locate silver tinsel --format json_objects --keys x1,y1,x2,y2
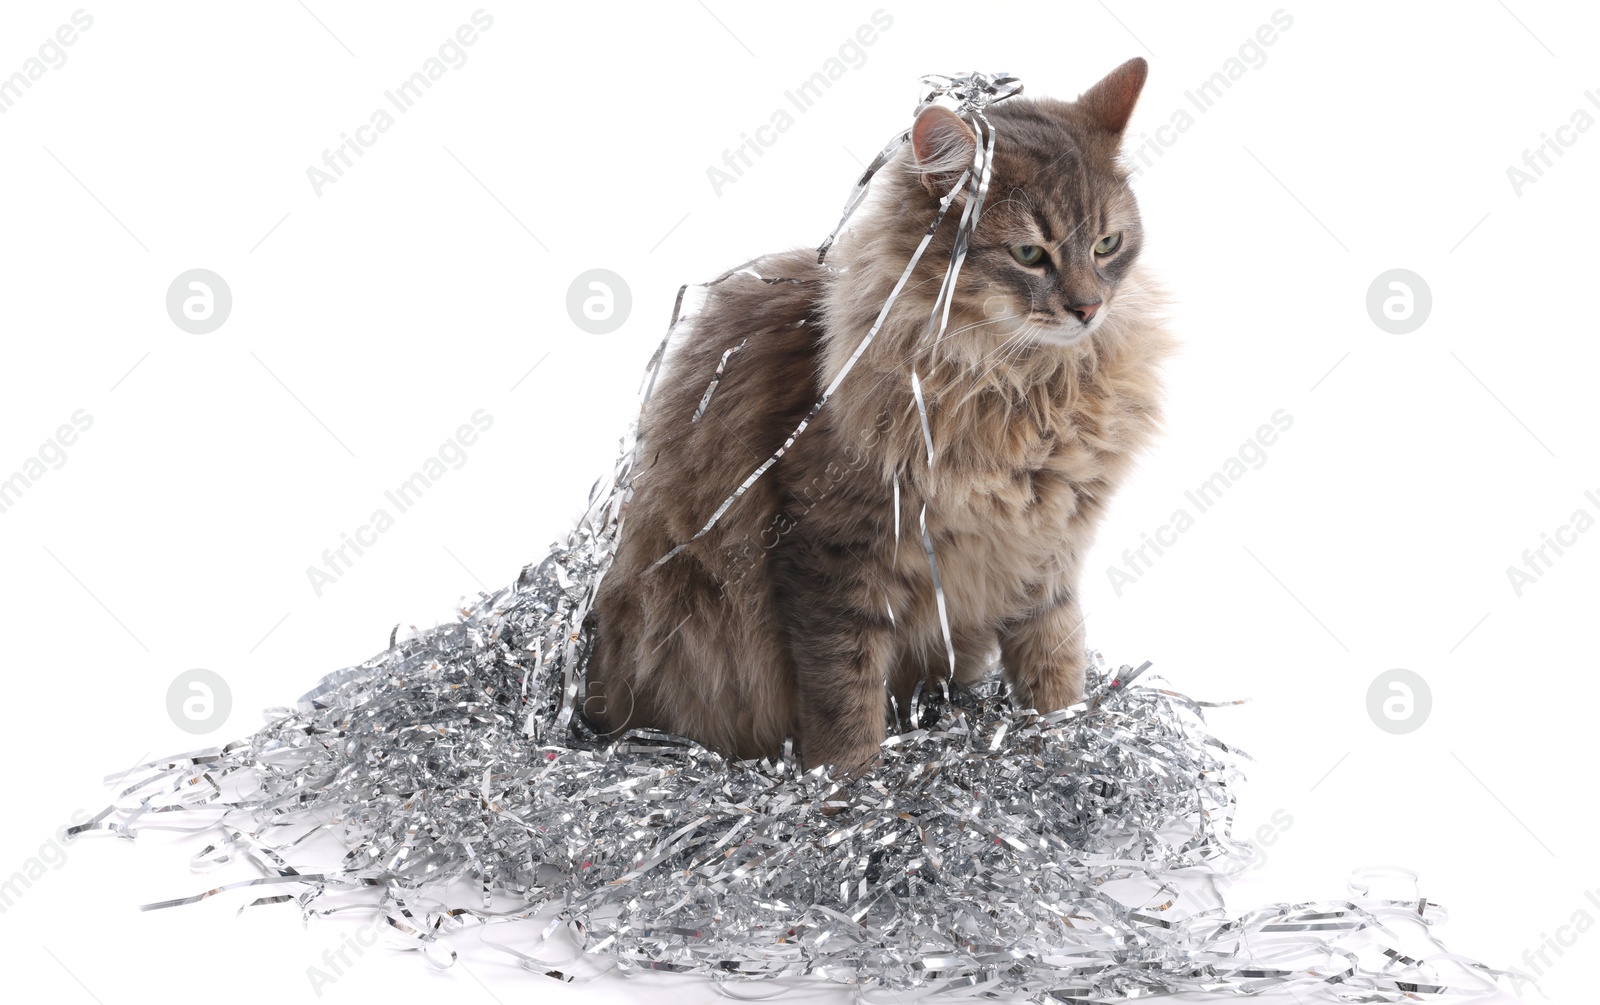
[{"x1": 81, "y1": 494, "x2": 1502, "y2": 999}]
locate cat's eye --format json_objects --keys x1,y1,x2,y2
[
  {"x1": 1009, "y1": 244, "x2": 1046, "y2": 267},
  {"x1": 1094, "y1": 233, "x2": 1122, "y2": 256}
]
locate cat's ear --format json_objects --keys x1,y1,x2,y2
[
  {"x1": 1079, "y1": 57, "x2": 1148, "y2": 134},
  {"x1": 910, "y1": 104, "x2": 977, "y2": 196}
]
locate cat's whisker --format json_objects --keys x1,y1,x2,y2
[
  {"x1": 972, "y1": 322, "x2": 1053, "y2": 385},
  {"x1": 932, "y1": 312, "x2": 1024, "y2": 344},
  {"x1": 974, "y1": 324, "x2": 1036, "y2": 368},
  {"x1": 944, "y1": 329, "x2": 1033, "y2": 408},
  {"x1": 998, "y1": 332, "x2": 1036, "y2": 372}
]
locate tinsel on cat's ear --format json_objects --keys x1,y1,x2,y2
[
  {"x1": 909, "y1": 103, "x2": 977, "y2": 196},
  {"x1": 1079, "y1": 56, "x2": 1148, "y2": 134}
]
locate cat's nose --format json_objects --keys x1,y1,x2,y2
[{"x1": 1069, "y1": 301, "x2": 1101, "y2": 323}]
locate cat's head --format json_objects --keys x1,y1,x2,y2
[{"x1": 907, "y1": 59, "x2": 1149, "y2": 349}]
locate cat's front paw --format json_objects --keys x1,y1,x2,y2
[
  {"x1": 1014, "y1": 674, "x2": 1084, "y2": 714},
  {"x1": 812, "y1": 740, "x2": 881, "y2": 776}
]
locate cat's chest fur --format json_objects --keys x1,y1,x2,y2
[
  {"x1": 920, "y1": 406, "x2": 1109, "y2": 597},
  {"x1": 801, "y1": 369, "x2": 1146, "y2": 631}
]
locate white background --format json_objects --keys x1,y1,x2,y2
[{"x1": 0, "y1": 1, "x2": 1593, "y2": 1002}]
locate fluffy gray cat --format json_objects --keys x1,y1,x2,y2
[{"x1": 586, "y1": 59, "x2": 1172, "y2": 773}]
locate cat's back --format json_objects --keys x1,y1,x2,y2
[
  {"x1": 588, "y1": 250, "x2": 831, "y2": 752},
  {"x1": 625, "y1": 250, "x2": 831, "y2": 549}
]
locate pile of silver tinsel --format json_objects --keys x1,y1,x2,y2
[{"x1": 84, "y1": 482, "x2": 1503, "y2": 999}]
